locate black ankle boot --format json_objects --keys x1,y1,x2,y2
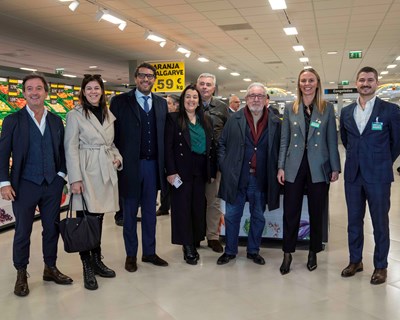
[
  {"x1": 82, "y1": 259, "x2": 98, "y2": 290},
  {"x1": 280, "y1": 253, "x2": 292, "y2": 275},
  {"x1": 307, "y1": 251, "x2": 317, "y2": 271},
  {"x1": 193, "y1": 247, "x2": 200, "y2": 261},
  {"x1": 91, "y1": 251, "x2": 116, "y2": 278},
  {"x1": 182, "y1": 245, "x2": 197, "y2": 265}
]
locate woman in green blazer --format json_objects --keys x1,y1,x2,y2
[{"x1": 277, "y1": 68, "x2": 340, "y2": 275}]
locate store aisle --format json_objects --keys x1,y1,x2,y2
[{"x1": 1, "y1": 146, "x2": 400, "y2": 320}]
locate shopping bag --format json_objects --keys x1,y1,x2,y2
[{"x1": 58, "y1": 194, "x2": 100, "y2": 253}]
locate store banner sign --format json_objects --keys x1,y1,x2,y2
[{"x1": 149, "y1": 61, "x2": 185, "y2": 93}]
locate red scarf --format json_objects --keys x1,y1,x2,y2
[{"x1": 244, "y1": 106, "x2": 268, "y2": 171}]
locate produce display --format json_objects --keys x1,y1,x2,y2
[{"x1": 0, "y1": 99, "x2": 13, "y2": 111}]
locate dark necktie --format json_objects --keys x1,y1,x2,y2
[{"x1": 142, "y1": 96, "x2": 150, "y2": 113}]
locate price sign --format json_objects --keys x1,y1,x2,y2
[{"x1": 149, "y1": 61, "x2": 185, "y2": 93}]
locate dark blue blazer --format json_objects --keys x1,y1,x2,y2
[
  {"x1": 0, "y1": 107, "x2": 66, "y2": 195},
  {"x1": 110, "y1": 89, "x2": 168, "y2": 198},
  {"x1": 340, "y1": 97, "x2": 400, "y2": 183}
]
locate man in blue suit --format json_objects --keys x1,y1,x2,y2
[
  {"x1": 340, "y1": 66, "x2": 400, "y2": 285},
  {"x1": 110, "y1": 63, "x2": 168, "y2": 272},
  {"x1": 0, "y1": 74, "x2": 73, "y2": 296}
]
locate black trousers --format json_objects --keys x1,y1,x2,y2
[
  {"x1": 282, "y1": 153, "x2": 329, "y2": 253},
  {"x1": 76, "y1": 210, "x2": 104, "y2": 260}
]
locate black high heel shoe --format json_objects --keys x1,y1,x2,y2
[
  {"x1": 307, "y1": 251, "x2": 317, "y2": 271},
  {"x1": 280, "y1": 253, "x2": 292, "y2": 275},
  {"x1": 183, "y1": 245, "x2": 197, "y2": 265}
]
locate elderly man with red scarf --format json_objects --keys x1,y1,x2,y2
[{"x1": 216, "y1": 82, "x2": 281, "y2": 265}]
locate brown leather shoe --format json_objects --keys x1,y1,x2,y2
[
  {"x1": 341, "y1": 262, "x2": 364, "y2": 277},
  {"x1": 207, "y1": 240, "x2": 223, "y2": 253},
  {"x1": 125, "y1": 256, "x2": 137, "y2": 272},
  {"x1": 370, "y1": 268, "x2": 387, "y2": 285},
  {"x1": 142, "y1": 254, "x2": 168, "y2": 266},
  {"x1": 14, "y1": 269, "x2": 29, "y2": 297},
  {"x1": 43, "y1": 265, "x2": 73, "y2": 284}
]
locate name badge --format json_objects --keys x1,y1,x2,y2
[
  {"x1": 372, "y1": 122, "x2": 383, "y2": 130},
  {"x1": 310, "y1": 121, "x2": 320, "y2": 128}
]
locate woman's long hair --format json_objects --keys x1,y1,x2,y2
[
  {"x1": 177, "y1": 84, "x2": 211, "y2": 131},
  {"x1": 78, "y1": 74, "x2": 109, "y2": 120},
  {"x1": 293, "y1": 68, "x2": 326, "y2": 114}
]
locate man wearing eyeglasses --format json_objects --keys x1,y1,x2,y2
[
  {"x1": 110, "y1": 63, "x2": 168, "y2": 272},
  {"x1": 196, "y1": 73, "x2": 229, "y2": 253},
  {"x1": 216, "y1": 83, "x2": 281, "y2": 265}
]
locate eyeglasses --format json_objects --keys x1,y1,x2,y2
[
  {"x1": 136, "y1": 73, "x2": 155, "y2": 80},
  {"x1": 246, "y1": 94, "x2": 266, "y2": 100},
  {"x1": 84, "y1": 74, "x2": 102, "y2": 79}
]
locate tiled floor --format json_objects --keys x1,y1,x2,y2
[{"x1": 1, "y1": 146, "x2": 400, "y2": 320}]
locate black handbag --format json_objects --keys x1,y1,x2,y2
[{"x1": 58, "y1": 194, "x2": 101, "y2": 253}]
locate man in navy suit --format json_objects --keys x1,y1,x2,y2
[
  {"x1": 0, "y1": 74, "x2": 73, "y2": 297},
  {"x1": 340, "y1": 66, "x2": 400, "y2": 285},
  {"x1": 110, "y1": 63, "x2": 168, "y2": 272}
]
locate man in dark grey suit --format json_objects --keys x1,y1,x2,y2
[
  {"x1": 110, "y1": 63, "x2": 168, "y2": 272},
  {"x1": 196, "y1": 73, "x2": 229, "y2": 253},
  {"x1": 340, "y1": 66, "x2": 400, "y2": 285},
  {"x1": 0, "y1": 74, "x2": 73, "y2": 297}
]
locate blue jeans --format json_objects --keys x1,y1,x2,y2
[{"x1": 224, "y1": 175, "x2": 266, "y2": 255}]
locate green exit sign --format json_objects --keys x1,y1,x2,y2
[
  {"x1": 349, "y1": 51, "x2": 362, "y2": 59},
  {"x1": 341, "y1": 80, "x2": 349, "y2": 85}
]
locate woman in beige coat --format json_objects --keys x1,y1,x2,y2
[{"x1": 64, "y1": 74, "x2": 122, "y2": 290}]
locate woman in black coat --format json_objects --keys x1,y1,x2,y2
[{"x1": 164, "y1": 84, "x2": 216, "y2": 265}]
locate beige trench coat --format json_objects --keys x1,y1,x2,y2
[{"x1": 64, "y1": 105, "x2": 122, "y2": 213}]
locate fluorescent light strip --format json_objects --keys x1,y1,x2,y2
[
  {"x1": 218, "y1": 65, "x2": 227, "y2": 70},
  {"x1": 20, "y1": 67, "x2": 37, "y2": 72},
  {"x1": 63, "y1": 74, "x2": 77, "y2": 78},
  {"x1": 387, "y1": 64, "x2": 397, "y2": 69},
  {"x1": 230, "y1": 72, "x2": 240, "y2": 76},
  {"x1": 299, "y1": 57, "x2": 309, "y2": 62},
  {"x1": 380, "y1": 71, "x2": 389, "y2": 75}
]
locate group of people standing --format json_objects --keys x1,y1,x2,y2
[{"x1": 0, "y1": 64, "x2": 399, "y2": 298}]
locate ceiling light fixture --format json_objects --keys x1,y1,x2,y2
[
  {"x1": 177, "y1": 46, "x2": 191, "y2": 58},
  {"x1": 396, "y1": 56, "x2": 400, "y2": 61},
  {"x1": 300, "y1": 57, "x2": 309, "y2": 63},
  {"x1": 198, "y1": 56, "x2": 209, "y2": 63},
  {"x1": 230, "y1": 72, "x2": 240, "y2": 76},
  {"x1": 268, "y1": 0, "x2": 287, "y2": 10},
  {"x1": 218, "y1": 65, "x2": 227, "y2": 70},
  {"x1": 89, "y1": 66, "x2": 98, "y2": 69},
  {"x1": 293, "y1": 45, "x2": 304, "y2": 51},
  {"x1": 327, "y1": 51, "x2": 338, "y2": 55},
  {"x1": 68, "y1": 0, "x2": 79, "y2": 11},
  {"x1": 380, "y1": 71, "x2": 389, "y2": 75},
  {"x1": 283, "y1": 26, "x2": 298, "y2": 35},
  {"x1": 387, "y1": 64, "x2": 397, "y2": 69},
  {"x1": 63, "y1": 74, "x2": 77, "y2": 78},
  {"x1": 96, "y1": 9, "x2": 127, "y2": 31},
  {"x1": 144, "y1": 30, "x2": 167, "y2": 47},
  {"x1": 243, "y1": 78, "x2": 251, "y2": 82},
  {"x1": 20, "y1": 67, "x2": 37, "y2": 72}
]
